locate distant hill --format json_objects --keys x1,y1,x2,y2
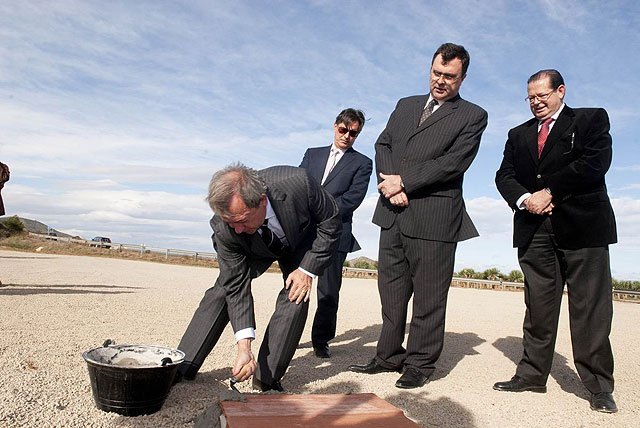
[
  {"x1": 348, "y1": 256, "x2": 378, "y2": 269},
  {"x1": 0, "y1": 216, "x2": 73, "y2": 238}
]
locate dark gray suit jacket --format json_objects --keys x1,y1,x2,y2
[
  {"x1": 300, "y1": 146, "x2": 372, "y2": 253},
  {"x1": 209, "y1": 166, "x2": 341, "y2": 334},
  {"x1": 372, "y1": 94, "x2": 488, "y2": 242},
  {"x1": 495, "y1": 106, "x2": 617, "y2": 249}
]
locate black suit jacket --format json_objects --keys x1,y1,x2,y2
[
  {"x1": 372, "y1": 94, "x2": 488, "y2": 242},
  {"x1": 209, "y1": 166, "x2": 341, "y2": 334},
  {"x1": 495, "y1": 106, "x2": 617, "y2": 249},
  {"x1": 0, "y1": 162, "x2": 9, "y2": 216},
  {"x1": 300, "y1": 146, "x2": 372, "y2": 253}
]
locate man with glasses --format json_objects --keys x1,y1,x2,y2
[
  {"x1": 299, "y1": 108, "x2": 372, "y2": 359},
  {"x1": 348, "y1": 43, "x2": 487, "y2": 388},
  {"x1": 494, "y1": 69, "x2": 618, "y2": 413}
]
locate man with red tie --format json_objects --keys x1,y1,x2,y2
[{"x1": 494, "y1": 69, "x2": 618, "y2": 413}]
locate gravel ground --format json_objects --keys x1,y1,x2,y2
[{"x1": 1, "y1": 249, "x2": 638, "y2": 427}]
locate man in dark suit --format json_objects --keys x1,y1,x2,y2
[
  {"x1": 0, "y1": 161, "x2": 8, "y2": 286},
  {"x1": 299, "y1": 108, "x2": 372, "y2": 358},
  {"x1": 176, "y1": 163, "x2": 341, "y2": 391},
  {"x1": 0, "y1": 161, "x2": 9, "y2": 217},
  {"x1": 494, "y1": 69, "x2": 618, "y2": 413},
  {"x1": 348, "y1": 43, "x2": 487, "y2": 388}
]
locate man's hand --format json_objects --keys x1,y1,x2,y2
[
  {"x1": 525, "y1": 190, "x2": 554, "y2": 215},
  {"x1": 285, "y1": 269, "x2": 313, "y2": 304},
  {"x1": 389, "y1": 191, "x2": 409, "y2": 207},
  {"x1": 378, "y1": 173, "x2": 403, "y2": 199},
  {"x1": 232, "y1": 339, "x2": 256, "y2": 382}
]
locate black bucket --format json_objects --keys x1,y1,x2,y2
[{"x1": 82, "y1": 341, "x2": 185, "y2": 416}]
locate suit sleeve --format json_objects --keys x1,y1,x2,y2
[
  {"x1": 210, "y1": 219, "x2": 256, "y2": 333},
  {"x1": 374, "y1": 101, "x2": 402, "y2": 183},
  {"x1": 544, "y1": 108, "x2": 612, "y2": 200},
  {"x1": 495, "y1": 128, "x2": 529, "y2": 209},
  {"x1": 402, "y1": 108, "x2": 488, "y2": 193},
  {"x1": 298, "y1": 174, "x2": 341, "y2": 275},
  {"x1": 333, "y1": 156, "x2": 372, "y2": 219}
]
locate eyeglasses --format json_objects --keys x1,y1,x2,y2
[
  {"x1": 337, "y1": 126, "x2": 360, "y2": 138},
  {"x1": 431, "y1": 69, "x2": 460, "y2": 83},
  {"x1": 525, "y1": 89, "x2": 556, "y2": 104}
]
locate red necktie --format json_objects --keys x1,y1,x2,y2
[{"x1": 537, "y1": 118, "x2": 554, "y2": 158}]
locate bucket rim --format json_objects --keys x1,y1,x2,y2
[{"x1": 82, "y1": 343, "x2": 185, "y2": 368}]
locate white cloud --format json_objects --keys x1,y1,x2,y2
[{"x1": 1, "y1": 1, "x2": 639, "y2": 279}]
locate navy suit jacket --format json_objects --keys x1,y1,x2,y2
[
  {"x1": 300, "y1": 146, "x2": 372, "y2": 253},
  {"x1": 495, "y1": 106, "x2": 617, "y2": 249}
]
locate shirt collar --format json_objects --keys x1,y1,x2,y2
[
  {"x1": 542, "y1": 103, "x2": 565, "y2": 124},
  {"x1": 331, "y1": 144, "x2": 346, "y2": 155},
  {"x1": 265, "y1": 198, "x2": 276, "y2": 221}
]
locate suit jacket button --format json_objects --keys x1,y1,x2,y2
[{"x1": 536, "y1": 174, "x2": 542, "y2": 179}]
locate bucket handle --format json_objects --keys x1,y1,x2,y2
[
  {"x1": 102, "y1": 339, "x2": 115, "y2": 347},
  {"x1": 161, "y1": 357, "x2": 173, "y2": 367}
]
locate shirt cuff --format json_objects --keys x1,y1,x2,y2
[
  {"x1": 234, "y1": 328, "x2": 255, "y2": 342},
  {"x1": 516, "y1": 193, "x2": 531, "y2": 210},
  {"x1": 297, "y1": 267, "x2": 317, "y2": 279}
]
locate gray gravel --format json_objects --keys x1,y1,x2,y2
[{"x1": 1, "y1": 250, "x2": 638, "y2": 427}]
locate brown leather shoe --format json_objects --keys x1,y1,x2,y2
[
  {"x1": 590, "y1": 392, "x2": 617, "y2": 413},
  {"x1": 348, "y1": 359, "x2": 400, "y2": 374},
  {"x1": 493, "y1": 375, "x2": 547, "y2": 393}
]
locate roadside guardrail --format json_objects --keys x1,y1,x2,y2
[{"x1": 29, "y1": 232, "x2": 638, "y2": 301}]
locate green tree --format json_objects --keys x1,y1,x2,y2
[
  {"x1": 612, "y1": 279, "x2": 640, "y2": 291},
  {"x1": 506, "y1": 270, "x2": 524, "y2": 283},
  {"x1": 457, "y1": 268, "x2": 477, "y2": 278},
  {"x1": 353, "y1": 260, "x2": 376, "y2": 269},
  {"x1": 482, "y1": 268, "x2": 503, "y2": 281}
]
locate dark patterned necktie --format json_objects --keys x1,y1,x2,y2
[
  {"x1": 259, "y1": 221, "x2": 284, "y2": 253},
  {"x1": 418, "y1": 99, "x2": 438, "y2": 126},
  {"x1": 537, "y1": 118, "x2": 554, "y2": 158}
]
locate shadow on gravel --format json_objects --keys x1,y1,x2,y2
[
  {"x1": 292, "y1": 325, "x2": 485, "y2": 387},
  {"x1": 0, "y1": 255, "x2": 58, "y2": 259},
  {"x1": 493, "y1": 336, "x2": 588, "y2": 400},
  {"x1": 0, "y1": 284, "x2": 140, "y2": 296}
]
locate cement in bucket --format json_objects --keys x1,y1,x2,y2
[{"x1": 83, "y1": 342, "x2": 185, "y2": 416}]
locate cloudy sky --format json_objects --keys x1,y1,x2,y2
[{"x1": 1, "y1": 1, "x2": 639, "y2": 279}]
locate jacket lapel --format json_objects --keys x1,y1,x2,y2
[
  {"x1": 539, "y1": 106, "x2": 575, "y2": 162},
  {"x1": 410, "y1": 95, "x2": 460, "y2": 140},
  {"x1": 412, "y1": 95, "x2": 429, "y2": 127},
  {"x1": 311, "y1": 146, "x2": 331, "y2": 182},
  {"x1": 266, "y1": 188, "x2": 298, "y2": 249},
  {"x1": 323, "y1": 148, "x2": 354, "y2": 186},
  {"x1": 525, "y1": 120, "x2": 539, "y2": 164}
]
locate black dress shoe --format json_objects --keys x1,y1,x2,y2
[
  {"x1": 252, "y1": 377, "x2": 285, "y2": 392},
  {"x1": 590, "y1": 392, "x2": 618, "y2": 413},
  {"x1": 313, "y1": 343, "x2": 331, "y2": 358},
  {"x1": 348, "y1": 359, "x2": 400, "y2": 374},
  {"x1": 493, "y1": 375, "x2": 547, "y2": 393},
  {"x1": 395, "y1": 368, "x2": 430, "y2": 389}
]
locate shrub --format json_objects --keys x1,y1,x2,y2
[{"x1": 1, "y1": 216, "x2": 25, "y2": 234}]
